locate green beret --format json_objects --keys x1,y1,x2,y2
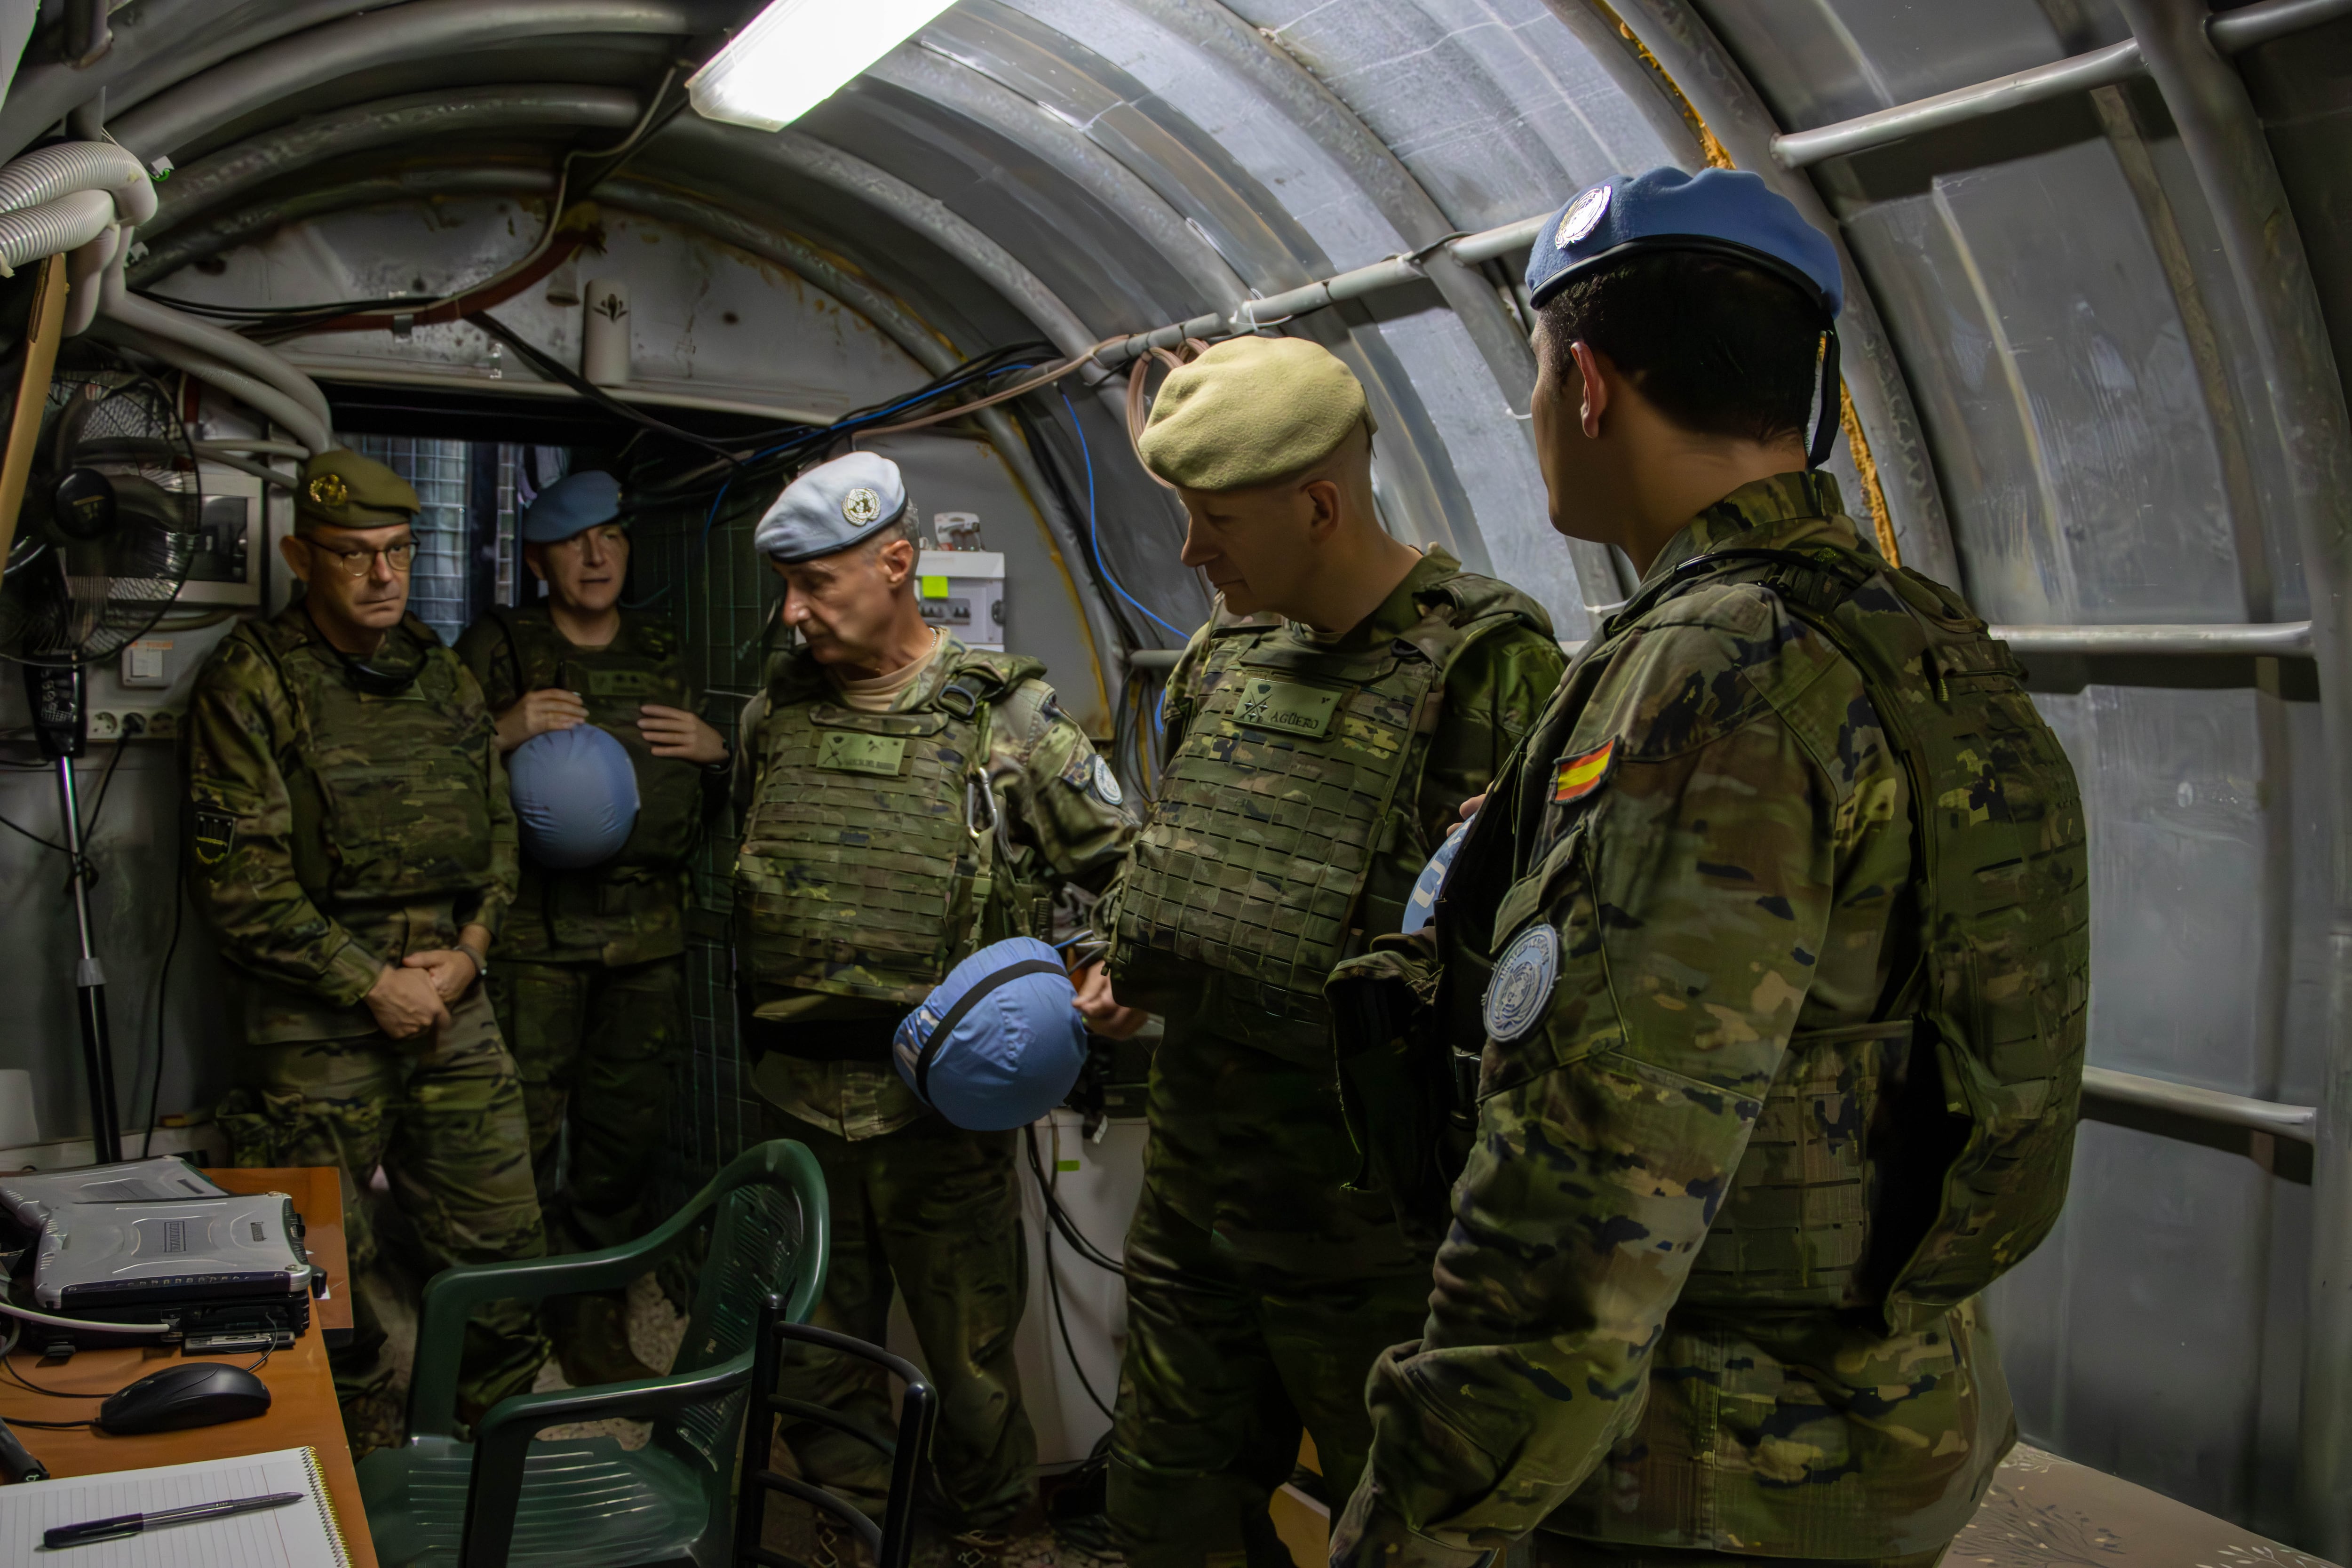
[
  {"x1": 294, "y1": 448, "x2": 420, "y2": 533},
  {"x1": 1138, "y1": 336, "x2": 1373, "y2": 492}
]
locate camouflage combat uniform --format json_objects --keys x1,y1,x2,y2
[
  {"x1": 190, "y1": 604, "x2": 547, "y2": 1441},
  {"x1": 1342, "y1": 474, "x2": 2089, "y2": 1567},
  {"x1": 453, "y1": 606, "x2": 716, "y2": 1258},
  {"x1": 1102, "y1": 549, "x2": 1564, "y2": 1566},
  {"x1": 733, "y1": 632, "x2": 1134, "y2": 1531}
]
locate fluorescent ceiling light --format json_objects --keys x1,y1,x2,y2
[{"x1": 687, "y1": 0, "x2": 959, "y2": 132}]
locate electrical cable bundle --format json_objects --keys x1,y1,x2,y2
[{"x1": 1021, "y1": 1124, "x2": 1131, "y2": 1560}]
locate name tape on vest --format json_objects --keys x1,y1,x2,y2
[
  {"x1": 1232, "y1": 678, "x2": 1342, "y2": 739},
  {"x1": 585, "y1": 669, "x2": 664, "y2": 698},
  {"x1": 817, "y1": 732, "x2": 909, "y2": 777}
]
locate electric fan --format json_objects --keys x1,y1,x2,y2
[{"x1": 0, "y1": 346, "x2": 200, "y2": 1164}]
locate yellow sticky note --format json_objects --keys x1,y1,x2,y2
[{"x1": 920, "y1": 574, "x2": 950, "y2": 598}]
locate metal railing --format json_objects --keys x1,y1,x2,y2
[{"x1": 1772, "y1": 0, "x2": 2352, "y2": 169}]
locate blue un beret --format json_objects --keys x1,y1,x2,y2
[
  {"x1": 755, "y1": 451, "x2": 909, "y2": 563},
  {"x1": 1525, "y1": 167, "x2": 1843, "y2": 318},
  {"x1": 894, "y1": 937, "x2": 1087, "y2": 1131},
  {"x1": 521, "y1": 470, "x2": 623, "y2": 544}
]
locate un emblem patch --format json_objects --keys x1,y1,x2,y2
[
  {"x1": 1483, "y1": 923, "x2": 1559, "y2": 1043},
  {"x1": 1089, "y1": 754, "x2": 1124, "y2": 807},
  {"x1": 842, "y1": 486, "x2": 883, "y2": 525},
  {"x1": 1556, "y1": 183, "x2": 1612, "y2": 249}
]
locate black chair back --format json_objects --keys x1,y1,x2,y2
[{"x1": 734, "y1": 1295, "x2": 938, "y2": 1568}]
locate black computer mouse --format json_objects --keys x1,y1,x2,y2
[{"x1": 95, "y1": 1361, "x2": 272, "y2": 1435}]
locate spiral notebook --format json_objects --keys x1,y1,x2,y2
[{"x1": 0, "y1": 1445, "x2": 349, "y2": 1566}]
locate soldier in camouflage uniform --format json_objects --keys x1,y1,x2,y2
[
  {"x1": 454, "y1": 470, "x2": 728, "y2": 1386},
  {"x1": 190, "y1": 449, "x2": 548, "y2": 1454},
  {"x1": 1332, "y1": 169, "x2": 2088, "y2": 1568},
  {"x1": 1099, "y1": 337, "x2": 1566, "y2": 1567},
  {"x1": 733, "y1": 453, "x2": 1136, "y2": 1566}
]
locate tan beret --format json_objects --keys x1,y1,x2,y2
[
  {"x1": 295, "y1": 448, "x2": 420, "y2": 533},
  {"x1": 1138, "y1": 336, "x2": 1374, "y2": 491}
]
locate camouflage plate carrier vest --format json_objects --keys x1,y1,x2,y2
[
  {"x1": 1553, "y1": 532, "x2": 2089, "y2": 1327},
  {"x1": 246, "y1": 612, "x2": 500, "y2": 956},
  {"x1": 482, "y1": 607, "x2": 702, "y2": 963},
  {"x1": 735, "y1": 644, "x2": 1052, "y2": 1007},
  {"x1": 1112, "y1": 570, "x2": 1548, "y2": 1055}
]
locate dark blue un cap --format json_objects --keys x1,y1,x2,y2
[
  {"x1": 1526, "y1": 167, "x2": 1846, "y2": 466},
  {"x1": 1526, "y1": 167, "x2": 1843, "y2": 316}
]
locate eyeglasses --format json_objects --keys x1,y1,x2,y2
[{"x1": 302, "y1": 539, "x2": 418, "y2": 576}]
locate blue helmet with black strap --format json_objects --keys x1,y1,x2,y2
[
  {"x1": 894, "y1": 937, "x2": 1089, "y2": 1131},
  {"x1": 1526, "y1": 166, "x2": 1846, "y2": 468}
]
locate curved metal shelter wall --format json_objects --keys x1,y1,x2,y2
[{"x1": 0, "y1": 0, "x2": 2348, "y2": 1548}]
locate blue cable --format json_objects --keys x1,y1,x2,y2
[{"x1": 1055, "y1": 386, "x2": 1188, "y2": 642}]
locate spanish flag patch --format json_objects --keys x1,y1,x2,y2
[{"x1": 1552, "y1": 739, "x2": 1616, "y2": 805}]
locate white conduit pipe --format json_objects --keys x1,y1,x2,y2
[
  {"x1": 0, "y1": 141, "x2": 156, "y2": 225},
  {"x1": 0, "y1": 186, "x2": 115, "y2": 275},
  {"x1": 107, "y1": 320, "x2": 332, "y2": 454},
  {"x1": 101, "y1": 262, "x2": 334, "y2": 438},
  {"x1": 61, "y1": 222, "x2": 118, "y2": 335}
]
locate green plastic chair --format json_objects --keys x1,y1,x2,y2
[{"x1": 358, "y1": 1139, "x2": 830, "y2": 1568}]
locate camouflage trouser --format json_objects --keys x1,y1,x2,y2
[
  {"x1": 214, "y1": 986, "x2": 549, "y2": 1441},
  {"x1": 1109, "y1": 1180, "x2": 1435, "y2": 1568},
  {"x1": 1531, "y1": 1543, "x2": 1949, "y2": 1568},
  {"x1": 486, "y1": 954, "x2": 683, "y2": 1254},
  {"x1": 763, "y1": 1106, "x2": 1037, "y2": 1532}
]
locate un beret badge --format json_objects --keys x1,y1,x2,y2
[
  {"x1": 1483, "y1": 923, "x2": 1559, "y2": 1043},
  {"x1": 842, "y1": 486, "x2": 882, "y2": 525},
  {"x1": 308, "y1": 473, "x2": 350, "y2": 508},
  {"x1": 1556, "y1": 183, "x2": 1612, "y2": 250}
]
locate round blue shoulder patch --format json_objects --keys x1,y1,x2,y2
[{"x1": 1483, "y1": 923, "x2": 1560, "y2": 1043}]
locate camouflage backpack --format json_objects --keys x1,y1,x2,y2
[
  {"x1": 1339, "y1": 531, "x2": 2090, "y2": 1312},
  {"x1": 1594, "y1": 538, "x2": 2091, "y2": 1321}
]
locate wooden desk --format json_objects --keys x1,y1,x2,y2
[{"x1": 0, "y1": 1166, "x2": 378, "y2": 1568}]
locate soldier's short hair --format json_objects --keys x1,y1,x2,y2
[
  {"x1": 1534, "y1": 250, "x2": 1823, "y2": 448},
  {"x1": 864, "y1": 512, "x2": 916, "y2": 555}
]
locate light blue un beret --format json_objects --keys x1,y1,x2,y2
[
  {"x1": 1526, "y1": 167, "x2": 1842, "y2": 318},
  {"x1": 755, "y1": 451, "x2": 909, "y2": 563},
  {"x1": 520, "y1": 470, "x2": 623, "y2": 544}
]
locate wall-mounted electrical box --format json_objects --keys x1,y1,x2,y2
[
  {"x1": 174, "y1": 467, "x2": 263, "y2": 606},
  {"x1": 916, "y1": 548, "x2": 1004, "y2": 651}
]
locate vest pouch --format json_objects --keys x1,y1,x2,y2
[
  {"x1": 1682, "y1": 1021, "x2": 1909, "y2": 1312},
  {"x1": 310, "y1": 704, "x2": 493, "y2": 902},
  {"x1": 1114, "y1": 628, "x2": 1438, "y2": 1030},
  {"x1": 736, "y1": 694, "x2": 986, "y2": 1007},
  {"x1": 1327, "y1": 932, "x2": 1458, "y2": 1252}
]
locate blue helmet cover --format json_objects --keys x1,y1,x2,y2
[
  {"x1": 509, "y1": 722, "x2": 640, "y2": 869},
  {"x1": 1524, "y1": 166, "x2": 1842, "y2": 317},
  {"x1": 895, "y1": 937, "x2": 1087, "y2": 1131},
  {"x1": 1401, "y1": 813, "x2": 1475, "y2": 936},
  {"x1": 520, "y1": 470, "x2": 623, "y2": 543}
]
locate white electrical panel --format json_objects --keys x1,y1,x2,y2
[{"x1": 916, "y1": 548, "x2": 1005, "y2": 650}]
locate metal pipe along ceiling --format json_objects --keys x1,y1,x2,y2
[
  {"x1": 1772, "y1": 0, "x2": 2352, "y2": 168},
  {"x1": 106, "y1": 0, "x2": 719, "y2": 162}
]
